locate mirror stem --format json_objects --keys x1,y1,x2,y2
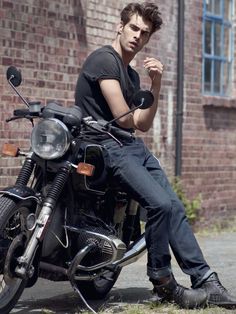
[
  {"x1": 8, "y1": 76, "x2": 30, "y2": 108},
  {"x1": 104, "y1": 102, "x2": 144, "y2": 128}
]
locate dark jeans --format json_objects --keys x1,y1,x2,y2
[{"x1": 102, "y1": 137, "x2": 212, "y2": 287}]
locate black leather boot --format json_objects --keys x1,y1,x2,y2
[
  {"x1": 200, "y1": 272, "x2": 236, "y2": 309},
  {"x1": 152, "y1": 275, "x2": 207, "y2": 309}
]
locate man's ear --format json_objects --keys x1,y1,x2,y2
[{"x1": 117, "y1": 22, "x2": 124, "y2": 34}]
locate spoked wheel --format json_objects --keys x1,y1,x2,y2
[{"x1": 0, "y1": 196, "x2": 33, "y2": 314}]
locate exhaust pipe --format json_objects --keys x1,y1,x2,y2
[
  {"x1": 112, "y1": 234, "x2": 146, "y2": 267},
  {"x1": 40, "y1": 235, "x2": 146, "y2": 276}
]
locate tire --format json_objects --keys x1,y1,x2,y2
[
  {"x1": 0, "y1": 196, "x2": 33, "y2": 314},
  {"x1": 76, "y1": 267, "x2": 122, "y2": 300}
]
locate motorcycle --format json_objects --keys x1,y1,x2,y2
[{"x1": 0, "y1": 66, "x2": 154, "y2": 314}]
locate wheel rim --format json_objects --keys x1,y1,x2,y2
[
  {"x1": 0, "y1": 206, "x2": 29, "y2": 307},
  {"x1": 0, "y1": 274, "x2": 22, "y2": 307}
]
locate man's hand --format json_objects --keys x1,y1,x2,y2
[
  {"x1": 133, "y1": 57, "x2": 163, "y2": 132},
  {"x1": 143, "y1": 57, "x2": 164, "y2": 88}
]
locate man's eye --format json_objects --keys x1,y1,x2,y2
[
  {"x1": 130, "y1": 25, "x2": 139, "y2": 31},
  {"x1": 142, "y1": 32, "x2": 149, "y2": 37}
]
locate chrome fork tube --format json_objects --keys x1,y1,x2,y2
[
  {"x1": 15, "y1": 167, "x2": 71, "y2": 279},
  {"x1": 15, "y1": 203, "x2": 53, "y2": 278}
]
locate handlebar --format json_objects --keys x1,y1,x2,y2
[
  {"x1": 13, "y1": 109, "x2": 30, "y2": 116},
  {"x1": 6, "y1": 108, "x2": 42, "y2": 123},
  {"x1": 108, "y1": 125, "x2": 134, "y2": 140},
  {"x1": 82, "y1": 117, "x2": 134, "y2": 146}
]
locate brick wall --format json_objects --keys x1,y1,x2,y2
[
  {"x1": 0, "y1": 0, "x2": 88, "y2": 186},
  {"x1": 0, "y1": 0, "x2": 177, "y2": 182},
  {"x1": 0, "y1": 0, "x2": 236, "y2": 226},
  {"x1": 182, "y1": 0, "x2": 236, "y2": 227}
]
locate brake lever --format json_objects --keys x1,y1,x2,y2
[
  {"x1": 6, "y1": 115, "x2": 35, "y2": 127},
  {"x1": 83, "y1": 118, "x2": 123, "y2": 146},
  {"x1": 6, "y1": 116, "x2": 24, "y2": 122}
]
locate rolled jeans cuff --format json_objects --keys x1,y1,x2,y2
[
  {"x1": 147, "y1": 265, "x2": 172, "y2": 282},
  {"x1": 192, "y1": 269, "x2": 214, "y2": 288}
]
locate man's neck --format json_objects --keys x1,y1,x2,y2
[{"x1": 111, "y1": 39, "x2": 134, "y2": 67}]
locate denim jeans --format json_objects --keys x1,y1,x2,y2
[{"x1": 102, "y1": 137, "x2": 212, "y2": 287}]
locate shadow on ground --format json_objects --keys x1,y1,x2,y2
[{"x1": 12, "y1": 287, "x2": 151, "y2": 313}]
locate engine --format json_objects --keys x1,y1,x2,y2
[{"x1": 73, "y1": 214, "x2": 127, "y2": 268}]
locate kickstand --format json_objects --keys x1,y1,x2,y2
[
  {"x1": 68, "y1": 244, "x2": 98, "y2": 314},
  {"x1": 71, "y1": 281, "x2": 97, "y2": 314}
]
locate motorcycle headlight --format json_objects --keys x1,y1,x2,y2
[{"x1": 31, "y1": 118, "x2": 70, "y2": 160}]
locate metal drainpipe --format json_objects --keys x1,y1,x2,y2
[{"x1": 175, "y1": 0, "x2": 185, "y2": 177}]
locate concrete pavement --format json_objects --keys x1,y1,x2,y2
[{"x1": 10, "y1": 231, "x2": 236, "y2": 313}]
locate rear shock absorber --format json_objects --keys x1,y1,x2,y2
[{"x1": 15, "y1": 157, "x2": 35, "y2": 186}]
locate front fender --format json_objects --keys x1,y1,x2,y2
[{"x1": 0, "y1": 185, "x2": 39, "y2": 203}]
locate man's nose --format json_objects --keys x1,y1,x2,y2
[{"x1": 134, "y1": 31, "x2": 141, "y2": 40}]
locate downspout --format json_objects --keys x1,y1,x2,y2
[{"x1": 175, "y1": 0, "x2": 185, "y2": 176}]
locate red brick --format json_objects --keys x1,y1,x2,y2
[{"x1": 0, "y1": 0, "x2": 236, "y2": 226}]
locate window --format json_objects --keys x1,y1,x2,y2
[{"x1": 203, "y1": 0, "x2": 234, "y2": 96}]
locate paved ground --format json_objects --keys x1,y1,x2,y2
[{"x1": 10, "y1": 231, "x2": 236, "y2": 313}]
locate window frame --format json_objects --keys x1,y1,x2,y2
[{"x1": 202, "y1": 0, "x2": 234, "y2": 97}]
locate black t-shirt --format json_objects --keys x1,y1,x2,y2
[{"x1": 75, "y1": 45, "x2": 140, "y2": 128}]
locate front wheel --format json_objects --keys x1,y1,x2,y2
[{"x1": 0, "y1": 196, "x2": 34, "y2": 314}]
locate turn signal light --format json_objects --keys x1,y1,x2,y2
[
  {"x1": 77, "y1": 162, "x2": 95, "y2": 176},
  {"x1": 2, "y1": 143, "x2": 19, "y2": 157}
]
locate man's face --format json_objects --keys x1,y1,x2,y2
[{"x1": 118, "y1": 13, "x2": 152, "y2": 55}]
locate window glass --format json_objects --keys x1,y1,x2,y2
[
  {"x1": 224, "y1": 26, "x2": 231, "y2": 59},
  {"x1": 214, "y1": 0, "x2": 221, "y2": 15},
  {"x1": 204, "y1": 59, "x2": 212, "y2": 92},
  {"x1": 206, "y1": 0, "x2": 214, "y2": 12},
  {"x1": 223, "y1": 62, "x2": 230, "y2": 94},
  {"x1": 214, "y1": 60, "x2": 221, "y2": 93},
  {"x1": 205, "y1": 20, "x2": 212, "y2": 54},
  {"x1": 214, "y1": 22, "x2": 221, "y2": 56},
  {"x1": 203, "y1": 0, "x2": 233, "y2": 96},
  {"x1": 224, "y1": 0, "x2": 232, "y2": 20}
]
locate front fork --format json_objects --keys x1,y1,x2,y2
[{"x1": 15, "y1": 166, "x2": 71, "y2": 279}]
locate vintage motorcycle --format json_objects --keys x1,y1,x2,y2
[{"x1": 0, "y1": 66, "x2": 154, "y2": 313}]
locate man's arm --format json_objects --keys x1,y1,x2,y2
[
  {"x1": 133, "y1": 57, "x2": 163, "y2": 131},
  {"x1": 99, "y1": 57, "x2": 163, "y2": 132},
  {"x1": 99, "y1": 79, "x2": 136, "y2": 129}
]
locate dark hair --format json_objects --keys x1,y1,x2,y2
[{"x1": 120, "y1": 2, "x2": 162, "y2": 35}]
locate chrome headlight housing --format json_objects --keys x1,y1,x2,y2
[{"x1": 31, "y1": 118, "x2": 70, "y2": 160}]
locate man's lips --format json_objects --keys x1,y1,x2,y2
[{"x1": 129, "y1": 41, "x2": 138, "y2": 48}]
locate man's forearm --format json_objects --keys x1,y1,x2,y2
[{"x1": 133, "y1": 83, "x2": 160, "y2": 132}]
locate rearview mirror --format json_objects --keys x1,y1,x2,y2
[
  {"x1": 6, "y1": 66, "x2": 22, "y2": 87},
  {"x1": 132, "y1": 90, "x2": 154, "y2": 109}
]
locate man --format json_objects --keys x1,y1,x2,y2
[{"x1": 75, "y1": 2, "x2": 236, "y2": 309}]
